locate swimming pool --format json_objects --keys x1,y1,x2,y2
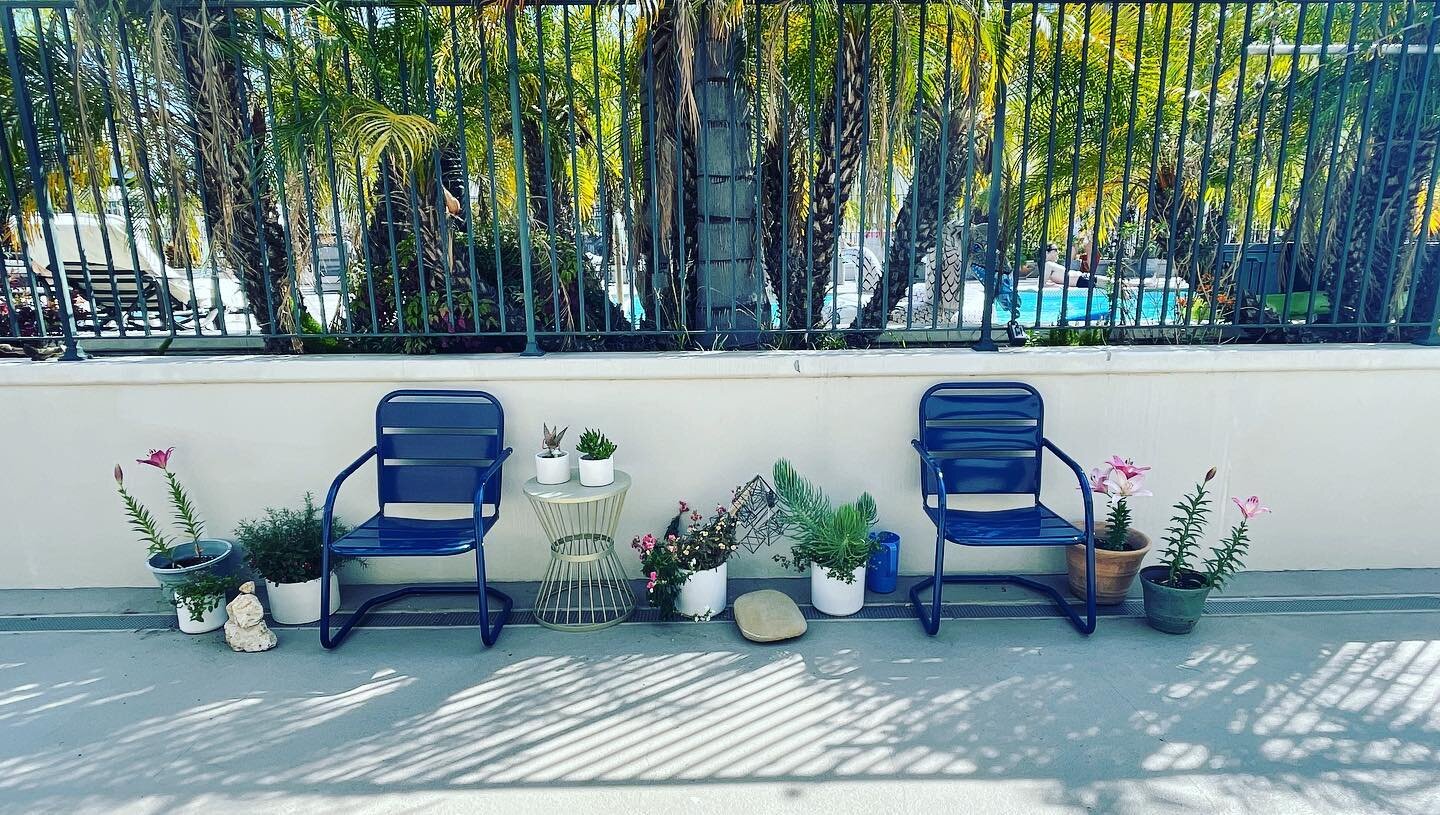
[{"x1": 1004, "y1": 286, "x2": 1186, "y2": 325}]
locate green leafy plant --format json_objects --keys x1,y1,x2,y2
[
  {"x1": 236, "y1": 493, "x2": 354, "y2": 585},
  {"x1": 171, "y1": 571, "x2": 239, "y2": 623},
  {"x1": 540, "y1": 423, "x2": 568, "y2": 457},
  {"x1": 770, "y1": 459, "x2": 878, "y2": 582},
  {"x1": 576, "y1": 428, "x2": 617, "y2": 461},
  {"x1": 1153, "y1": 468, "x2": 1270, "y2": 589}
]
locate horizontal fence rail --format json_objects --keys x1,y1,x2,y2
[{"x1": 0, "y1": 0, "x2": 1437, "y2": 357}]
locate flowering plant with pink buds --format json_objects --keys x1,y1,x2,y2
[
  {"x1": 1087, "y1": 456, "x2": 1152, "y2": 550},
  {"x1": 631, "y1": 498, "x2": 743, "y2": 618},
  {"x1": 113, "y1": 447, "x2": 209, "y2": 565},
  {"x1": 1153, "y1": 467, "x2": 1270, "y2": 589}
]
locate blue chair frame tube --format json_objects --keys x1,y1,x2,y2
[{"x1": 319, "y1": 445, "x2": 515, "y2": 649}]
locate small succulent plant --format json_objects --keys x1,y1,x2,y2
[
  {"x1": 541, "y1": 423, "x2": 568, "y2": 458},
  {"x1": 576, "y1": 428, "x2": 617, "y2": 461}
]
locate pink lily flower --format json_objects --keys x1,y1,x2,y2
[
  {"x1": 646, "y1": 570, "x2": 658, "y2": 591},
  {"x1": 678, "y1": 500, "x2": 690, "y2": 513},
  {"x1": 1233, "y1": 496, "x2": 1270, "y2": 519},
  {"x1": 1085, "y1": 467, "x2": 1111, "y2": 495},
  {"x1": 1106, "y1": 471, "x2": 1152, "y2": 498},
  {"x1": 1107, "y1": 456, "x2": 1151, "y2": 479},
  {"x1": 137, "y1": 447, "x2": 174, "y2": 470}
]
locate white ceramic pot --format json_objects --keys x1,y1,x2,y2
[
  {"x1": 176, "y1": 594, "x2": 227, "y2": 634},
  {"x1": 535, "y1": 451, "x2": 571, "y2": 484},
  {"x1": 676, "y1": 562, "x2": 728, "y2": 618},
  {"x1": 810, "y1": 565, "x2": 867, "y2": 616},
  {"x1": 578, "y1": 456, "x2": 614, "y2": 487},
  {"x1": 265, "y1": 573, "x2": 341, "y2": 625}
]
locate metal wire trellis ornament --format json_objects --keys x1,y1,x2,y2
[{"x1": 728, "y1": 475, "x2": 784, "y2": 554}]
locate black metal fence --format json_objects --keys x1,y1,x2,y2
[{"x1": 1, "y1": 0, "x2": 1437, "y2": 358}]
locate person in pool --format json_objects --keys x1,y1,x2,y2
[{"x1": 1042, "y1": 242, "x2": 1110, "y2": 289}]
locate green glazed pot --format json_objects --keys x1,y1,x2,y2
[{"x1": 1140, "y1": 565, "x2": 1212, "y2": 634}]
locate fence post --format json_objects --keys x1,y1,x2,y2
[
  {"x1": 2, "y1": 9, "x2": 83, "y2": 360},
  {"x1": 975, "y1": 0, "x2": 1011, "y2": 352},
  {"x1": 504, "y1": 5, "x2": 542, "y2": 357}
]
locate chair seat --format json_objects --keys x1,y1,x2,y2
[
  {"x1": 332, "y1": 514, "x2": 495, "y2": 557},
  {"x1": 925, "y1": 503, "x2": 1085, "y2": 546}
]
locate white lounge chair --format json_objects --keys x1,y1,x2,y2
[{"x1": 25, "y1": 213, "x2": 218, "y2": 331}]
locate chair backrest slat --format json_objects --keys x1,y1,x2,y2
[
  {"x1": 919, "y1": 382, "x2": 1044, "y2": 496},
  {"x1": 375, "y1": 390, "x2": 506, "y2": 507}
]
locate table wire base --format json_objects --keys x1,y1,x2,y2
[
  {"x1": 533, "y1": 534, "x2": 635, "y2": 630},
  {"x1": 527, "y1": 486, "x2": 636, "y2": 631}
]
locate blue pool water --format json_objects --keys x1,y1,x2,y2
[{"x1": 1004, "y1": 287, "x2": 1185, "y2": 325}]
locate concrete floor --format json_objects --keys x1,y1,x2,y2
[{"x1": 2, "y1": 578, "x2": 1438, "y2": 814}]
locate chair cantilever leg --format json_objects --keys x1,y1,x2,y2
[
  {"x1": 319, "y1": 542, "x2": 336, "y2": 649},
  {"x1": 908, "y1": 525, "x2": 948, "y2": 636},
  {"x1": 475, "y1": 543, "x2": 513, "y2": 648}
]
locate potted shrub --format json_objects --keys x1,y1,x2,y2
[
  {"x1": 114, "y1": 447, "x2": 232, "y2": 595},
  {"x1": 1140, "y1": 467, "x2": 1270, "y2": 634},
  {"x1": 1068, "y1": 455, "x2": 1153, "y2": 604},
  {"x1": 535, "y1": 423, "x2": 571, "y2": 485},
  {"x1": 771, "y1": 459, "x2": 878, "y2": 617},
  {"x1": 576, "y1": 428, "x2": 617, "y2": 487},
  {"x1": 171, "y1": 571, "x2": 238, "y2": 635},
  {"x1": 236, "y1": 493, "x2": 354, "y2": 625},
  {"x1": 633, "y1": 498, "x2": 744, "y2": 619}
]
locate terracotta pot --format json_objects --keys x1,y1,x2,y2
[{"x1": 1067, "y1": 525, "x2": 1151, "y2": 604}]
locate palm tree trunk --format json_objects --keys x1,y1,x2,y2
[
  {"x1": 793, "y1": 21, "x2": 865, "y2": 332},
  {"x1": 852, "y1": 107, "x2": 970, "y2": 331},
  {"x1": 177, "y1": 7, "x2": 300, "y2": 352}
]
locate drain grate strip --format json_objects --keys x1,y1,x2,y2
[{"x1": 2, "y1": 593, "x2": 1438, "y2": 632}]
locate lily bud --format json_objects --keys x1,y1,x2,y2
[
  {"x1": 1204, "y1": 467, "x2": 1217, "y2": 482},
  {"x1": 113, "y1": 464, "x2": 124, "y2": 485}
]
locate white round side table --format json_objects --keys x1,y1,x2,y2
[{"x1": 523, "y1": 470, "x2": 636, "y2": 631}]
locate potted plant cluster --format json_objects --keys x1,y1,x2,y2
[
  {"x1": 114, "y1": 447, "x2": 232, "y2": 594},
  {"x1": 576, "y1": 428, "x2": 617, "y2": 487},
  {"x1": 1140, "y1": 467, "x2": 1270, "y2": 634},
  {"x1": 535, "y1": 423, "x2": 570, "y2": 485},
  {"x1": 771, "y1": 459, "x2": 879, "y2": 617},
  {"x1": 171, "y1": 571, "x2": 239, "y2": 634},
  {"x1": 236, "y1": 493, "x2": 354, "y2": 625},
  {"x1": 633, "y1": 496, "x2": 745, "y2": 619},
  {"x1": 1068, "y1": 455, "x2": 1153, "y2": 604}
]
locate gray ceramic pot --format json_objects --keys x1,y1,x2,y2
[{"x1": 146, "y1": 539, "x2": 234, "y2": 596}]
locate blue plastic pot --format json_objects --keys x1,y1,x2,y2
[{"x1": 866, "y1": 531, "x2": 900, "y2": 594}]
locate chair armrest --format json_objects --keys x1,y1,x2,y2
[
  {"x1": 472, "y1": 449, "x2": 512, "y2": 506},
  {"x1": 911, "y1": 439, "x2": 947, "y2": 514},
  {"x1": 1042, "y1": 438, "x2": 1094, "y2": 534},
  {"x1": 472, "y1": 447, "x2": 515, "y2": 527},
  {"x1": 324, "y1": 446, "x2": 377, "y2": 546}
]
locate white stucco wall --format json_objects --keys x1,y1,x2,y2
[{"x1": 1, "y1": 344, "x2": 1435, "y2": 589}]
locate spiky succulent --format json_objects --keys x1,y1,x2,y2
[{"x1": 541, "y1": 423, "x2": 568, "y2": 457}]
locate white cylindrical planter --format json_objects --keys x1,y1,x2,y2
[
  {"x1": 265, "y1": 573, "x2": 341, "y2": 625},
  {"x1": 676, "y1": 562, "x2": 728, "y2": 618},
  {"x1": 176, "y1": 594, "x2": 227, "y2": 634},
  {"x1": 535, "y1": 451, "x2": 571, "y2": 485},
  {"x1": 810, "y1": 565, "x2": 867, "y2": 616},
  {"x1": 578, "y1": 456, "x2": 614, "y2": 487}
]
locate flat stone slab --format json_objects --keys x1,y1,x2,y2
[{"x1": 733, "y1": 589, "x2": 807, "y2": 642}]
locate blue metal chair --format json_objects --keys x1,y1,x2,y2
[
  {"x1": 320, "y1": 389, "x2": 514, "y2": 649},
  {"x1": 911, "y1": 382, "x2": 1096, "y2": 636}
]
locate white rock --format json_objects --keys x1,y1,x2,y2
[{"x1": 225, "y1": 581, "x2": 277, "y2": 652}]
